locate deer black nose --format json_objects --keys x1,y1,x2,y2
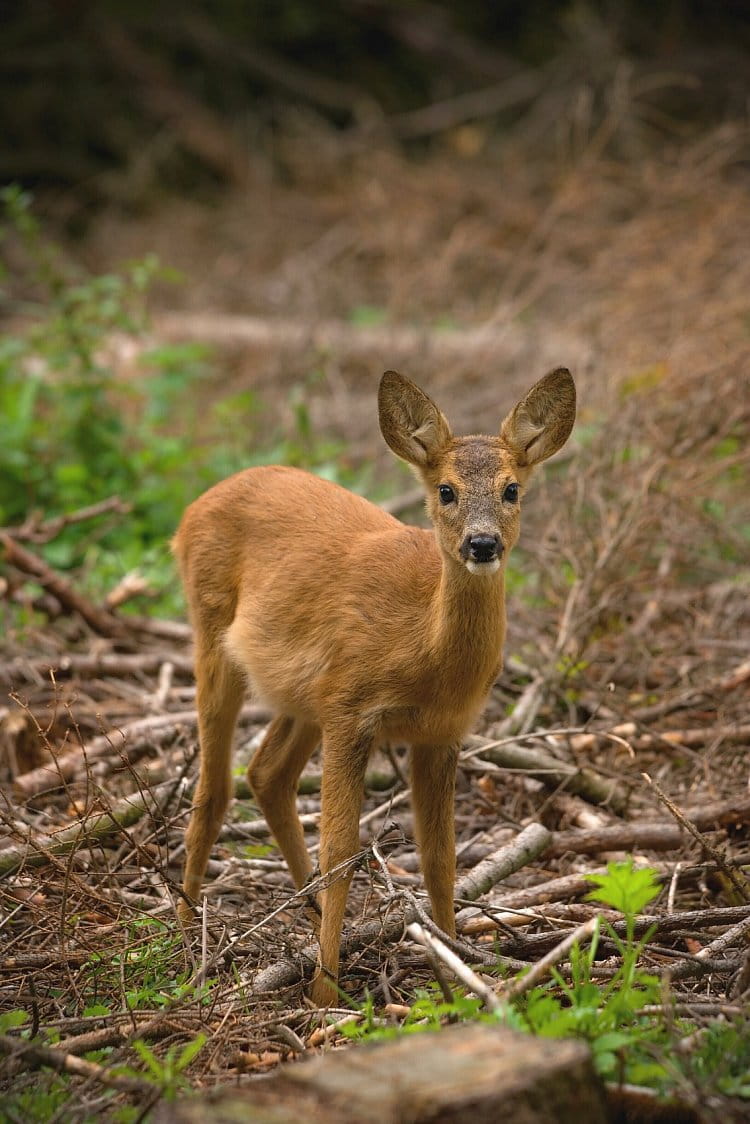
[{"x1": 464, "y1": 533, "x2": 501, "y2": 563}]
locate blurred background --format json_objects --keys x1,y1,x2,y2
[{"x1": 1, "y1": 0, "x2": 749, "y2": 627}]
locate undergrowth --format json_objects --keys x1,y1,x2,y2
[
  {"x1": 0, "y1": 917, "x2": 211, "y2": 1122},
  {"x1": 0, "y1": 188, "x2": 367, "y2": 620},
  {"x1": 342, "y1": 861, "x2": 750, "y2": 1107},
  {"x1": 9, "y1": 860, "x2": 747, "y2": 1120}
]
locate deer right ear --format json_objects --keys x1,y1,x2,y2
[
  {"x1": 500, "y1": 367, "x2": 576, "y2": 467},
  {"x1": 378, "y1": 371, "x2": 453, "y2": 467}
]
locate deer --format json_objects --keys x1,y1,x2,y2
[{"x1": 172, "y1": 366, "x2": 575, "y2": 1006}]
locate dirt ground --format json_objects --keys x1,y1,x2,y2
[{"x1": 1, "y1": 91, "x2": 750, "y2": 1121}]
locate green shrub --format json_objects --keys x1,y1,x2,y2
[{"x1": 0, "y1": 188, "x2": 360, "y2": 617}]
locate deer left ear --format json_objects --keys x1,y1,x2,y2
[
  {"x1": 379, "y1": 370, "x2": 453, "y2": 467},
  {"x1": 500, "y1": 367, "x2": 576, "y2": 466}
]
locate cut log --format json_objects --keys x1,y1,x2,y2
[{"x1": 155, "y1": 1023, "x2": 608, "y2": 1124}]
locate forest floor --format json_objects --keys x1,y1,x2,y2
[{"x1": 1, "y1": 92, "x2": 750, "y2": 1122}]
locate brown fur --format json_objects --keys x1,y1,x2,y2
[{"x1": 173, "y1": 367, "x2": 576, "y2": 1005}]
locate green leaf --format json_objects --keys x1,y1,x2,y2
[
  {"x1": 593, "y1": 1030, "x2": 633, "y2": 1053},
  {"x1": 0, "y1": 1009, "x2": 29, "y2": 1032},
  {"x1": 132, "y1": 1039, "x2": 165, "y2": 1081},
  {"x1": 585, "y1": 860, "x2": 661, "y2": 916},
  {"x1": 175, "y1": 1033, "x2": 207, "y2": 1071}
]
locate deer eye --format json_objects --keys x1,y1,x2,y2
[
  {"x1": 438, "y1": 484, "x2": 456, "y2": 505},
  {"x1": 503, "y1": 482, "x2": 519, "y2": 504}
]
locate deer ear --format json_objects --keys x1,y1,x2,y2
[
  {"x1": 500, "y1": 367, "x2": 576, "y2": 466},
  {"x1": 379, "y1": 371, "x2": 453, "y2": 467}
]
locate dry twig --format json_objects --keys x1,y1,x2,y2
[
  {"x1": 643, "y1": 774, "x2": 750, "y2": 903},
  {"x1": 407, "y1": 922, "x2": 501, "y2": 1012}
]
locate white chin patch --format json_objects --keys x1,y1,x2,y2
[{"x1": 465, "y1": 558, "x2": 500, "y2": 575}]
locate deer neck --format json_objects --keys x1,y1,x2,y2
[{"x1": 428, "y1": 558, "x2": 506, "y2": 675}]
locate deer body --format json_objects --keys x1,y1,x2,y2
[{"x1": 174, "y1": 369, "x2": 575, "y2": 1004}]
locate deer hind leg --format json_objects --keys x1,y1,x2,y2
[
  {"x1": 410, "y1": 743, "x2": 459, "y2": 937},
  {"x1": 310, "y1": 724, "x2": 372, "y2": 1007},
  {"x1": 180, "y1": 641, "x2": 245, "y2": 920},
  {"x1": 247, "y1": 715, "x2": 320, "y2": 893}
]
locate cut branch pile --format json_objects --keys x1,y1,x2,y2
[{"x1": 0, "y1": 551, "x2": 748, "y2": 1116}]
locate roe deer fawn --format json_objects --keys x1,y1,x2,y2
[{"x1": 173, "y1": 367, "x2": 575, "y2": 1005}]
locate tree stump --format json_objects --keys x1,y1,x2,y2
[{"x1": 157, "y1": 1023, "x2": 610, "y2": 1123}]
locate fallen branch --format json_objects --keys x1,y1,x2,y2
[
  {"x1": 1, "y1": 534, "x2": 126, "y2": 638},
  {"x1": 0, "y1": 952, "x2": 90, "y2": 970},
  {"x1": 695, "y1": 911, "x2": 750, "y2": 961},
  {"x1": 0, "y1": 650, "x2": 195, "y2": 686},
  {"x1": 460, "y1": 872, "x2": 600, "y2": 915},
  {"x1": 1, "y1": 496, "x2": 131, "y2": 545},
  {"x1": 547, "y1": 792, "x2": 750, "y2": 858},
  {"x1": 455, "y1": 822, "x2": 552, "y2": 901},
  {"x1": 55, "y1": 1021, "x2": 174, "y2": 1057},
  {"x1": 460, "y1": 901, "x2": 610, "y2": 935},
  {"x1": 182, "y1": 12, "x2": 374, "y2": 120},
  {"x1": 379, "y1": 487, "x2": 425, "y2": 516},
  {"x1": 495, "y1": 905, "x2": 750, "y2": 959},
  {"x1": 0, "y1": 779, "x2": 188, "y2": 877},
  {"x1": 386, "y1": 70, "x2": 544, "y2": 140},
  {"x1": 407, "y1": 922, "x2": 501, "y2": 1012},
  {"x1": 549, "y1": 822, "x2": 684, "y2": 856},
  {"x1": 13, "y1": 704, "x2": 271, "y2": 800},
  {"x1": 565, "y1": 723, "x2": 750, "y2": 753},
  {"x1": 0, "y1": 1031, "x2": 152, "y2": 1094},
  {"x1": 458, "y1": 855, "x2": 750, "y2": 934},
  {"x1": 156, "y1": 311, "x2": 584, "y2": 367},
  {"x1": 663, "y1": 911, "x2": 750, "y2": 983},
  {"x1": 122, "y1": 616, "x2": 192, "y2": 642},
  {"x1": 465, "y1": 734, "x2": 628, "y2": 814}
]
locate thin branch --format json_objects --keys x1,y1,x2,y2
[
  {"x1": 464, "y1": 732, "x2": 629, "y2": 813},
  {"x1": 643, "y1": 773, "x2": 750, "y2": 903},
  {"x1": 502, "y1": 917, "x2": 600, "y2": 1000},
  {"x1": 407, "y1": 922, "x2": 501, "y2": 1012},
  {"x1": 456, "y1": 823, "x2": 552, "y2": 902},
  {"x1": 0, "y1": 1031, "x2": 152, "y2": 1094},
  {"x1": 1, "y1": 496, "x2": 131, "y2": 544}
]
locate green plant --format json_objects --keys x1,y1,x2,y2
[
  {"x1": 517, "y1": 861, "x2": 664, "y2": 1080},
  {"x1": 1, "y1": 186, "x2": 157, "y2": 523},
  {"x1": 686, "y1": 1018, "x2": 750, "y2": 1099},
  {"x1": 126, "y1": 1033, "x2": 206, "y2": 1102},
  {"x1": 340, "y1": 860, "x2": 750, "y2": 1105},
  {"x1": 0, "y1": 1073, "x2": 82, "y2": 1123},
  {"x1": 341, "y1": 986, "x2": 485, "y2": 1043},
  {"x1": 84, "y1": 917, "x2": 215, "y2": 1012},
  {"x1": 0, "y1": 189, "x2": 201, "y2": 613},
  {"x1": 0, "y1": 190, "x2": 371, "y2": 620},
  {"x1": 0, "y1": 1008, "x2": 29, "y2": 1033}
]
